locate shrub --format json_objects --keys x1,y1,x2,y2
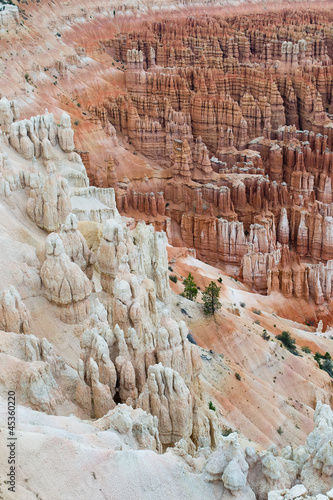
[
  {"x1": 168, "y1": 266, "x2": 173, "y2": 272},
  {"x1": 277, "y1": 426, "x2": 283, "y2": 435},
  {"x1": 276, "y1": 331, "x2": 297, "y2": 353},
  {"x1": 202, "y1": 281, "x2": 221, "y2": 315},
  {"x1": 208, "y1": 401, "x2": 216, "y2": 412},
  {"x1": 254, "y1": 320, "x2": 260, "y2": 325},
  {"x1": 169, "y1": 275, "x2": 178, "y2": 283},
  {"x1": 221, "y1": 427, "x2": 233, "y2": 437},
  {"x1": 217, "y1": 277, "x2": 223, "y2": 283},
  {"x1": 253, "y1": 309, "x2": 261, "y2": 315},
  {"x1": 314, "y1": 351, "x2": 333, "y2": 377},
  {"x1": 74, "y1": 120, "x2": 79, "y2": 126},
  {"x1": 322, "y1": 359, "x2": 333, "y2": 377},
  {"x1": 240, "y1": 302, "x2": 246, "y2": 308},
  {"x1": 77, "y1": 103, "x2": 81, "y2": 107},
  {"x1": 183, "y1": 272, "x2": 198, "y2": 301},
  {"x1": 301, "y1": 346, "x2": 311, "y2": 354},
  {"x1": 235, "y1": 372, "x2": 241, "y2": 381},
  {"x1": 262, "y1": 331, "x2": 270, "y2": 341}
]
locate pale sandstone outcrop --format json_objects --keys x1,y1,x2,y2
[
  {"x1": 0, "y1": 4, "x2": 19, "y2": 30},
  {"x1": 204, "y1": 432, "x2": 255, "y2": 499},
  {"x1": 95, "y1": 404, "x2": 161, "y2": 452},
  {"x1": 0, "y1": 152, "x2": 21, "y2": 196},
  {"x1": 40, "y1": 233, "x2": 91, "y2": 323},
  {"x1": 0, "y1": 331, "x2": 63, "y2": 413},
  {"x1": 0, "y1": 286, "x2": 31, "y2": 334},
  {"x1": 59, "y1": 213, "x2": 96, "y2": 279},
  {"x1": 58, "y1": 112, "x2": 75, "y2": 153},
  {"x1": 137, "y1": 363, "x2": 193, "y2": 446},
  {"x1": 9, "y1": 110, "x2": 75, "y2": 158},
  {"x1": 26, "y1": 162, "x2": 72, "y2": 232},
  {"x1": 0, "y1": 97, "x2": 19, "y2": 133}
]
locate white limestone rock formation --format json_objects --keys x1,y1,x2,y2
[
  {"x1": 98, "y1": 219, "x2": 138, "y2": 295},
  {"x1": 59, "y1": 213, "x2": 96, "y2": 279},
  {"x1": 268, "y1": 484, "x2": 332, "y2": 499},
  {"x1": 71, "y1": 186, "x2": 120, "y2": 223},
  {"x1": 21, "y1": 363, "x2": 62, "y2": 413},
  {"x1": 96, "y1": 404, "x2": 161, "y2": 452},
  {"x1": 0, "y1": 152, "x2": 21, "y2": 196},
  {"x1": 158, "y1": 311, "x2": 202, "y2": 384},
  {"x1": 299, "y1": 401, "x2": 333, "y2": 494},
  {"x1": 40, "y1": 233, "x2": 92, "y2": 323},
  {"x1": 277, "y1": 208, "x2": 290, "y2": 245},
  {"x1": 76, "y1": 358, "x2": 92, "y2": 415},
  {"x1": 26, "y1": 162, "x2": 71, "y2": 232},
  {"x1": 0, "y1": 4, "x2": 19, "y2": 30},
  {"x1": 0, "y1": 97, "x2": 19, "y2": 133},
  {"x1": 137, "y1": 363, "x2": 192, "y2": 446},
  {"x1": 8, "y1": 110, "x2": 71, "y2": 159},
  {"x1": 79, "y1": 326, "x2": 117, "y2": 408},
  {"x1": 58, "y1": 112, "x2": 75, "y2": 153},
  {"x1": 131, "y1": 222, "x2": 171, "y2": 302},
  {"x1": 89, "y1": 357, "x2": 115, "y2": 419},
  {"x1": 0, "y1": 331, "x2": 64, "y2": 413},
  {"x1": 0, "y1": 286, "x2": 31, "y2": 334},
  {"x1": 204, "y1": 432, "x2": 256, "y2": 499}
]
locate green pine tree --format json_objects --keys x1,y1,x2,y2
[
  {"x1": 183, "y1": 272, "x2": 198, "y2": 301},
  {"x1": 202, "y1": 281, "x2": 221, "y2": 315}
]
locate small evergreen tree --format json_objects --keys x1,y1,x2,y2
[
  {"x1": 202, "y1": 281, "x2": 221, "y2": 315},
  {"x1": 276, "y1": 331, "x2": 297, "y2": 352},
  {"x1": 183, "y1": 272, "x2": 198, "y2": 301}
]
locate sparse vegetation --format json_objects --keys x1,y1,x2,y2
[
  {"x1": 322, "y1": 359, "x2": 333, "y2": 377},
  {"x1": 262, "y1": 330, "x2": 270, "y2": 341},
  {"x1": 169, "y1": 275, "x2": 178, "y2": 283},
  {"x1": 221, "y1": 427, "x2": 233, "y2": 437},
  {"x1": 314, "y1": 352, "x2": 333, "y2": 377},
  {"x1": 301, "y1": 346, "x2": 311, "y2": 354},
  {"x1": 208, "y1": 401, "x2": 216, "y2": 412},
  {"x1": 202, "y1": 281, "x2": 221, "y2": 315},
  {"x1": 183, "y1": 273, "x2": 198, "y2": 301},
  {"x1": 276, "y1": 331, "x2": 297, "y2": 353}
]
